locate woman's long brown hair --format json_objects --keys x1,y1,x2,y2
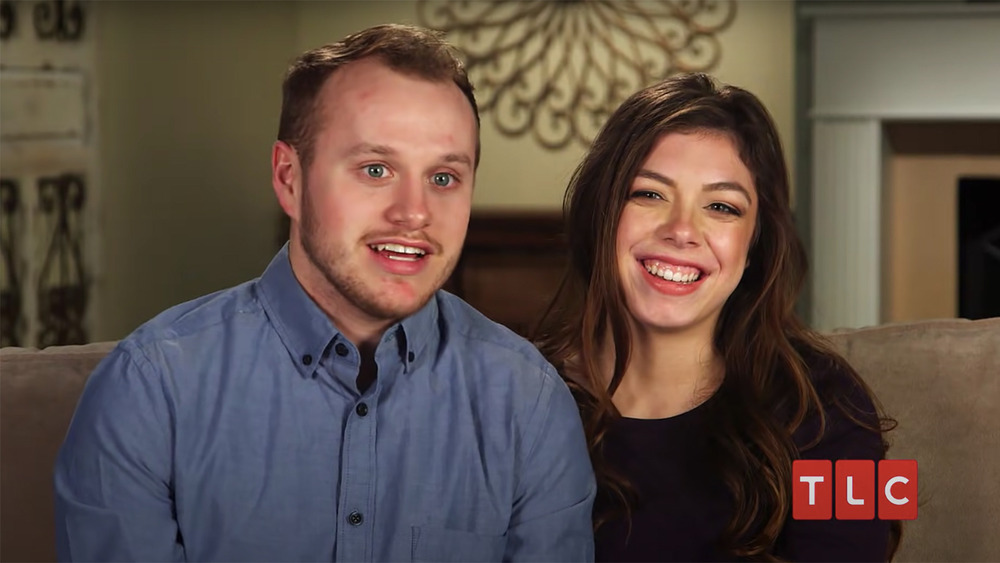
[{"x1": 533, "y1": 73, "x2": 900, "y2": 560}]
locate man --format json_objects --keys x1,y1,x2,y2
[{"x1": 54, "y1": 24, "x2": 595, "y2": 562}]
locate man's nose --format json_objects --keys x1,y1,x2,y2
[{"x1": 385, "y1": 177, "x2": 431, "y2": 231}]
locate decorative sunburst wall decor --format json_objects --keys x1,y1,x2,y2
[{"x1": 418, "y1": 0, "x2": 736, "y2": 150}]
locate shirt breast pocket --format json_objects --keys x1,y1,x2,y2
[{"x1": 411, "y1": 526, "x2": 507, "y2": 562}]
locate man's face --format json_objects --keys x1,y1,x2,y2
[{"x1": 282, "y1": 59, "x2": 477, "y2": 333}]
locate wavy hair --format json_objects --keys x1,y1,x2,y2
[{"x1": 533, "y1": 73, "x2": 899, "y2": 560}]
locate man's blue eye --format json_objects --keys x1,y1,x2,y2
[
  {"x1": 433, "y1": 173, "x2": 453, "y2": 187},
  {"x1": 366, "y1": 165, "x2": 386, "y2": 178}
]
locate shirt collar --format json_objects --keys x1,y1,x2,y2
[
  {"x1": 397, "y1": 290, "x2": 438, "y2": 373},
  {"x1": 257, "y1": 244, "x2": 439, "y2": 377},
  {"x1": 257, "y1": 244, "x2": 337, "y2": 379}
]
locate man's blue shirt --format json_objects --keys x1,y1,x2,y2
[{"x1": 54, "y1": 246, "x2": 595, "y2": 561}]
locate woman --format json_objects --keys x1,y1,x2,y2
[{"x1": 534, "y1": 73, "x2": 899, "y2": 561}]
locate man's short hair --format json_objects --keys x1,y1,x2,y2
[{"x1": 277, "y1": 23, "x2": 481, "y2": 170}]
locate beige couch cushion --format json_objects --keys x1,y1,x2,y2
[
  {"x1": 1, "y1": 342, "x2": 117, "y2": 563},
  {"x1": 0, "y1": 318, "x2": 996, "y2": 562},
  {"x1": 828, "y1": 317, "x2": 1000, "y2": 562}
]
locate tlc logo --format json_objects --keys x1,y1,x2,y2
[{"x1": 792, "y1": 459, "x2": 918, "y2": 520}]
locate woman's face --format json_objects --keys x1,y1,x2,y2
[{"x1": 615, "y1": 131, "x2": 758, "y2": 337}]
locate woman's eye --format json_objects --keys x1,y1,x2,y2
[
  {"x1": 708, "y1": 202, "x2": 741, "y2": 216},
  {"x1": 630, "y1": 190, "x2": 662, "y2": 200},
  {"x1": 365, "y1": 164, "x2": 386, "y2": 178},
  {"x1": 432, "y1": 173, "x2": 455, "y2": 187}
]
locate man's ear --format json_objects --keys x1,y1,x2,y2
[{"x1": 272, "y1": 140, "x2": 303, "y2": 222}]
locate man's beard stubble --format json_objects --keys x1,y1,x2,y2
[{"x1": 298, "y1": 182, "x2": 457, "y2": 322}]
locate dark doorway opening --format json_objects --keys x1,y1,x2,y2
[{"x1": 958, "y1": 177, "x2": 1000, "y2": 320}]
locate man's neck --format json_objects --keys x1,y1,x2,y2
[{"x1": 286, "y1": 241, "x2": 392, "y2": 350}]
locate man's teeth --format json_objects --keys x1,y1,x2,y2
[
  {"x1": 370, "y1": 243, "x2": 426, "y2": 259},
  {"x1": 643, "y1": 261, "x2": 702, "y2": 283}
]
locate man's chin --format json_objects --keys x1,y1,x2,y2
[{"x1": 365, "y1": 287, "x2": 436, "y2": 320}]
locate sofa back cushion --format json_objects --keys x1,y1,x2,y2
[
  {"x1": 1, "y1": 318, "x2": 997, "y2": 562},
  {"x1": 827, "y1": 317, "x2": 1000, "y2": 562},
  {"x1": 1, "y1": 342, "x2": 117, "y2": 562}
]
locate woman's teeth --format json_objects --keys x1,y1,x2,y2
[{"x1": 643, "y1": 260, "x2": 702, "y2": 284}]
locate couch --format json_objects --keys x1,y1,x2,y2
[{"x1": 2, "y1": 317, "x2": 998, "y2": 562}]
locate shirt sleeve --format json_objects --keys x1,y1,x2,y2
[
  {"x1": 504, "y1": 369, "x2": 597, "y2": 562},
  {"x1": 775, "y1": 366, "x2": 891, "y2": 562},
  {"x1": 53, "y1": 342, "x2": 185, "y2": 562}
]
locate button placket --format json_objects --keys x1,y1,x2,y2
[{"x1": 335, "y1": 352, "x2": 376, "y2": 562}]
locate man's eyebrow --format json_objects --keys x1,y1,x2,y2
[
  {"x1": 635, "y1": 170, "x2": 753, "y2": 205},
  {"x1": 346, "y1": 143, "x2": 397, "y2": 157},
  {"x1": 345, "y1": 144, "x2": 472, "y2": 168},
  {"x1": 441, "y1": 153, "x2": 473, "y2": 168}
]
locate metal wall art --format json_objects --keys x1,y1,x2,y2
[
  {"x1": 34, "y1": 0, "x2": 84, "y2": 41},
  {"x1": 418, "y1": 0, "x2": 736, "y2": 149},
  {"x1": 1, "y1": 178, "x2": 23, "y2": 347},
  {"x1": 36, "y1": 173, "x2": 87, "y2": 347},
  {"x1": 0, "y1": 0, "x2": 15, "y2": 40},
  {"x1": 0, "y1": 0, "x2": 86, "y2": 41}
]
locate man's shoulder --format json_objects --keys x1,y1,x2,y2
[
  {"x1": 435, "y1": 291, "x2": 559, "y2": 380},
  {"x1": 122, "y1": 279, "x2": 263, "y2": 353},
  {"x1": 432, "y1": 292, "x2": 581, "y2": 437}
]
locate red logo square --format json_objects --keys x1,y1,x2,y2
[
  {"x1": 836, "y1": 459, "x2": 875, "y2": 519},
  {"x1": 793, "y1": 459, "x2": 832, "y2": 520},
  {"x1": 879, "y1": 459, "x2": 918, "y2": 520}
]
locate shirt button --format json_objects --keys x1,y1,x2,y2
[
  {"x1": 355, "y1": 402, "x2": 368, "y2": 417},
  {"x1": 408, "y1": 351, "x2": 415, "y2": 362},
  {"x1": 301, "y1": 354, "x2": 312, "y2": 366},
  {"x1": 348, "y1": 511, "x2": 363, "y2": 526},
  {"x1": 335, "y1": 343, "x2": 349, "y2": 357}
]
